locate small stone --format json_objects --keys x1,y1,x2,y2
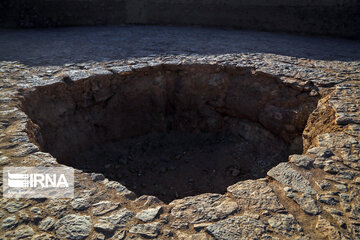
[
  {"x1": 113, "y1": 230, "x2": 126, "y2": 240},
  {"x1": 171, "y1": 221, "x2": 189, "y2": 230},
  {"x1": 4, "y1": 201, "x2": 29, "y2": 213},
  {"x1": 268, "y1": 214, "x2": 303, "y2": 236},
  {"x1": 1, "y1": 216, "x2": 18, "y2": 229},
  {"x1": 335, "y1": 184, "x2": 348, "y2": 192},
  {"x1": 94, "y1": 219, "x2": 116, "y2": 233},
  {"x1": 307, "y1": 147, "x2": 334, "y2": 158},
  {"x1": 206, "y1": 214, "x2": 266, "y2": 239},
  {"x1": 55, "y1": 214, "x2": 92, "y2": 240},
  {"x1": 284, "y1": 187, "x2": 297, "y2": 198},
  {"x1": 313, "y1": 158, "x2": 325, "y2": 169},
  {"x1": 0, "y1": 156, "x2": 9, "y2": 165},
  {"x1": 337, "y1": 172, "x2": 353, "y2": 180},
  {"x1": 289, "y1": 155, "x2": 314, "y2": 169},
  {"x1": 30, "y1": 207, "x2": 43, "y2": 221},
  {"x1": 163, "y1": 229, "x2": 173, "y2": 237},
  {"x1": 65, "y1": 70, "x2": 92, "y2": 81},
  {"x1": 318, "y1": 194, "x2": 339, "y2": 205},
  {"x1": 18, "y1": 211, "x2": 30, "y2": 223},
  {"x1": 92, "y1": 201, "x2": 120, "y2": 216},
  {"x1": 323, "y1": 163, "x2": 339, "y2": 174},
  {"x1": 39, "y1": 217, "x2": 55, "y2": 231},
  {"x1": 110, "y1": 66, "x2": 132, "y2": 74},
  {"x1": 94, "y1": 233, "x2": 106, "y2": 240},
  {"x1": 316, "y1": 180, "x2": 331, "y2": 190},
  {"x1": 129, "y1": 222, "x2": 161, "y2": 238},
  {"x1": 106, "y1": 181, "x2": 136, "y2": 200},
  {"x1": 194, "y1": 223, "x2": 211, "y2": 232},
  {"x1": 94, "y1": 209, "x2": 134, "y2": 233},
  {"x1": 135, "y1": 206, "x2": 162, "y2": 222},
  {"x1": 135, "y1": 195, "x2": 163, "y2": 207},
  {"x1": 91, "y1": 173, "x2": 105, "y2": 181},
  {"x1": 267, "y1": 162, "x2": 316, "y2": 195},
  {"x1": 354, "y1": 177, "x2": 360, "y2": 184},
  {"x1": 5, "y1": 225, "x2": 35, "y2": 239},
  {"x1": 293, "y1": 195, "x2": 321, "y2": 215},
  {"x1": 71, "y1": 197, "x2": 91, "y2": 210}
]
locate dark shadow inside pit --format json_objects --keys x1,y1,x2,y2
[{"x1": 21, "y1": 64, "x2": 319, "y2": 202}]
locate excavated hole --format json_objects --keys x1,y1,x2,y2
[{"x1": 21, "y1": 64, "x2": 319, "y2": 203}]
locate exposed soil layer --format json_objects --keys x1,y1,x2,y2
[{"x1": 21, "y1": 64, "x2": 319, "y2": 202}]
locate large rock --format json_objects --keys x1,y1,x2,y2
[
  {"x1": 267, "y1": 162, "x2": 316, "y2": 195},
  {"x1": 92, "y1": 201, "x2": 119, "y2": 216},
  {"x1": 227, "y1": 178, "x2": 284, "y2": 213},
  {"x1": 39, "y1": 217, "x2": 55, "y2": 231},
  {"x1": 206, "y1": 214, "x2": 266, "y2": 240},
  {"x1": 55, "y1": 214, "x2": 92, "y2": 240},
  {"x1": 1, "y1": 216, "x2": 18, "y2": 229},
  {"x1": 169, "y1": 193, "x2": 238, "y2": 224},
  {"x1": 135, "y1": 206, "x2": 162, "y2": 222},
  {"x1": 293, "y1": 195, "x2": 321, "y2": 215},
  {"x1": 129, "y1": 222, "x2": 161, "y2": 238},
  {"x1": 4, "y1": 225, "x2": 35, "y2": 239},
  {"x1": 268, "y1": 214, "x2": 303, "y2": 237},
  {"x1": 94, "y1": 208, "x2": 134, "y2": 233}
]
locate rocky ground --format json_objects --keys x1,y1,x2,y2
[{"x1": 0, "y1": 26, "x2": 359, "y2": 240}]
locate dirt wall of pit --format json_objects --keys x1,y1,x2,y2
[{"x1": 1, "y1": 0, "x2": 359, "y2": 39}]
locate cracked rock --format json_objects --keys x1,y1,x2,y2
[
  {"x1": 293, "y1": 195, "x2": 321, "y2": 215},
  {"x1": 135, "y1": 206, "x2": 162, "y2": 222},
  {"x1": 267, "y1": 162, "x2": 316, "y2": 195},
  {"x1": 206, "y1": 214, "x2": 266, "y2": 240},
  {"x1": 55, "y1": 214, "x2": 92, "y2": 240},
  {"x1": 39, "y1": 217, "x2": 55, "y2": 231},
  {"x1": 289, "y1": 155, "x2": 314, "y2": 169},
  {"x1": 170, "y1": 193, "x2": 238, "y2": 224},
  {"x1": 268, "y1": 214, "x2": 303, "y2": 237},
  {"x1": 227, "y1": 179, "x2": 284, "y2": 212},
  {"x1": 92, "y1": 201, "x2": 119, "y2": 216},
  {"x1": 1, "y1": 216, "x2": 18, "y2": 230},
  {"x1": 129, "y1": 222, "x2": 161, "y2": 238},
  {"x1": 94, "y1": 208, "x2": 134, "y2": 233}
]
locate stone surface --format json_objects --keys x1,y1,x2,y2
[
  {"x1": 129, "y1": 222, "x2": 162, "y2": 238},
  {"x1": 54, "y1": 214, "x2": 92, "y2": 240},
  {"x1": 267, "y1": 162, "x2": 316, "y2": 195},
  {"x1": 268, "y1": 214, "x2": 303, "y2": 237},
  {"x1": 94, "y1": 209, "x2": 134, "y2": 233},
  {"x1": 170, "y1": 193, "x2": 238, "y2": 223},
  {"x1": 39, "y1": 217, "x2": 55, "y2": 231},
  {"x1": 1, "y1": 215, "x2": 18, "y2": 230},
  {"x1": 92, "y1": 201, "x2": 120, "y2": 216},
  {"x1": 70, "y1": 197, "x2": 91, "y2": 211},
  {"x1": 293, "y1": 195, "x2": 321, "y2": 216},
  {"x1": 135, "y1": 206, "x2": 162, "y2": 222},
  {"x1": 4, "y1": 225, "x2": 35, "y2": 239},
  {"x1": 206, "y1": 214, "x2": 266, "y2": 240},
  {"x1": 227, "y1": 179, "x2": 284, "y2": 213},
  {"x1": 289, "y1": 155, "x2": 314, "y2": 169}
]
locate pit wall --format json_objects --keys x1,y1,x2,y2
[
  {"x1": 1, "y1": 0, "x2": 359, "y2": 39},
  {"x1": 20, "y1": 64, "x2": 319, "y2": 165}
]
